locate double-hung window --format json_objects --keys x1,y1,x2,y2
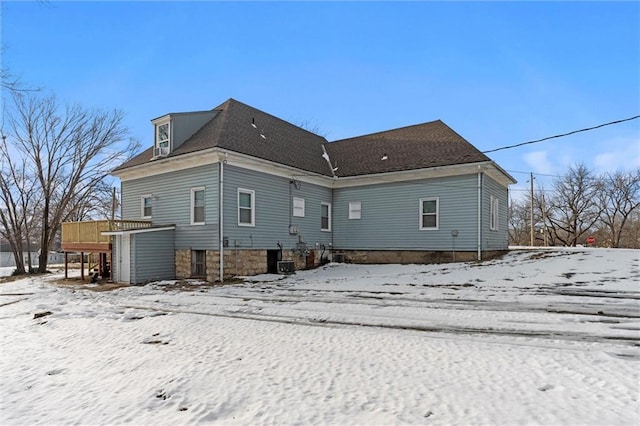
[
  {"x1": 321, "y1": 202, "x2": 331, "y2": 231},
  {"x1": 348, "y1": 201, "x2": 361, "y2": 220},
  {"x1": 238, "y1": 189, "x2": 255, "y2": 226},
  {"x1": 156, "y1": 122, "x2": 169, "y2": 149},
  {"x1": 490, "y1": 196, "x2": 499, "y2": 231},
  {"x1": 141, "y1": 195, "x2": 153, "y2": 219},
  {"x1": 293, "y1": 197, "x2": 305, "y2": 217},
  {"x1": 191, "y1": 187, "x2": 205, "y2": 225},
  {"x1": 419, "y1": 198, "x2": 439, "y2": 230}
]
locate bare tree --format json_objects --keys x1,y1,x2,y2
[
  {"x1": 6, "y1": 92, "x2": 138, "y2": 272},
  {"x1": 508, "y1": 196, "x2": 530, "y2": 245},
  {"x1": 547, "y1": 163, "x2": 603, "y2": 247},
  {"x1": 596, "y1": 169, "x2": 640, "y2": 248},
  {"x1": 1, "y1": 155, "x2": 28, "y2": 273}
]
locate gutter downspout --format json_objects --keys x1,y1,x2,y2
[
  {"x1": 219, "y1": 157, "x2": 225, "y2": 282},
  {"x1": 477, "y1": 170, "x2": 483, "y2": 261}
]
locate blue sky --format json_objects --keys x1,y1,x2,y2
[{"x1": 2, "y1": 1, "x2": 639, "y2": 198}]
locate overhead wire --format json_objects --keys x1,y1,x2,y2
[{"x1": 482, "y1": 115, "x2": 640, "y2": 154}]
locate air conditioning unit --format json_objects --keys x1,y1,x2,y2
[
  {"x1": 277, "y1": 261, "x2": 295, "y2": 274},
  {"x1": 154, "y1": 147, "x2": 169, "y2": 157},
  {"x1": 333, "y1": 253, "x2": 345, "y2": 263}
]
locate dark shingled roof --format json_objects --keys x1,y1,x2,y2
[
  {"x1": 326, "y1": 120, "x2": 492, "y2": 177},
  {"x1": 114, "y1": 99, "x2": 492, "y2": 178},
  {"x1": 115, "y1": 99, "x2": 332, "y2": 175}
]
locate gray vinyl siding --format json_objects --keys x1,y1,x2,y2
[
  {"x1": 222, "y1": 165, "x2": 332, "y2": 250},
  {"x1": 121, "y1": 164, "x2": 219, "y2": 250},
  {"x1": 131, "y1": 229, "x2": 175, "y2": 284},
  {"x1": 482, "y1": 175, "x2": 509, "y2": 250},
  {"x1": 333, "y1": 174, "x2": 480, "y2": 251}
]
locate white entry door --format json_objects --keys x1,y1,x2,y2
[{"x1": 118, "y1": 234, "x2": 131, "y2": 283}]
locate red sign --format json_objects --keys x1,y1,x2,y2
[{"x1": 587, "y1": 236, "x2": 595, "y2": 244}]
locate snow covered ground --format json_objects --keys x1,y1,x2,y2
[{"x1": 1, "y1": 248, "x2": 639, "y2": 425}]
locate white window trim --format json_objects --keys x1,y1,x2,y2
[
  {"x1": 293, "y1": 197, "x2": 305, "y2": 217},
  {"x1": 419, "y1": 197, "x2": 439, "y2": 230},
  {"x1": 156, "y1": 121, "x2": 170, "y2": 149},
  {"x1": 238, "y1": 188, "x2": 255, "y2": 227},
  {"x1": 348, "y1": 201, "x2": 361, "y2": 220},
  {"x1": 190, "y1": 187, "x2": 205, "y2": 226},
  {"x1": 490, "y1": 195, "x2": 499, "y2": 231},
  {"x1": 141, "y1": 194, "x2": 153, "y2": 219},
  {"x1": 321, "y1": 202, "x2": 332, "y2": 232}
]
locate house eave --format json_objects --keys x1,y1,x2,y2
[{"x1": 331, "y1": 161, "x2": 516, "y2": 188}]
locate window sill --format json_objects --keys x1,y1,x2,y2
[{"x1": 238, "y1": 223, "x2": 255, "y2": 227}]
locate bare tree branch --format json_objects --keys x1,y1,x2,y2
[{"x1": 5, "y1": 92, "x2": 139, "y2": 273}]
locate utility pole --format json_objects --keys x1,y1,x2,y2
[
  {"x1": 541, "y1": 191, "x2": 548, "y2": 247},
  {"x1": 530, "y1": 172, "x2": 534, "y2": 247}
]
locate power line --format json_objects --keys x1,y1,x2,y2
[{"x1": 482, "y1": 115, "x2": 640, "y2": 154}]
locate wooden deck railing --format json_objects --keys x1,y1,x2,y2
[{"x1": 62, "y1": 220, "x2": 152, "y2": 244}]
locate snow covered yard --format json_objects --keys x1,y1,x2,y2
[{"x1": 1, "y1": 248, "x2": 639, "y2": 425}]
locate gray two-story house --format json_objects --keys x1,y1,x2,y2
[{"x1": 106, "y1": 98, "x2": 515, "y2": 283}]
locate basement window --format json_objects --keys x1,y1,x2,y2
[{"x1": 191, "y1": 250, "x2": 206, "y2": 277}]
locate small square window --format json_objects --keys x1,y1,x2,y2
[
  {"x1": 349, "y1": 201, "x2": 361, "y2": 220},
  {"x1": 293, "y1": 197, "x2": 305, "y2": 217}
]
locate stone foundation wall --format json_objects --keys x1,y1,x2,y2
[
  {"x1": 178, "y1": 248, "x2": 504, "y2": 282},
  {"x1": 337, "y1": 250, "x2": 507, "y2": 264},
  {"x1": 175, "y1": 249, "x2": 191, "y2": 279}
]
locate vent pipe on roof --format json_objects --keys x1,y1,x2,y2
[{"x1": 321, "y1": 145, "x2": 337, "y2": 178}]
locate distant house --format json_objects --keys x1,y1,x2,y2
[{"x1": 102, "y1": 98, "x2": 515, "y2": 283}]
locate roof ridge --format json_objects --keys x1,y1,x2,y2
[{"x1": 330, "y1": 119, "x2": 444, "y2": 143}]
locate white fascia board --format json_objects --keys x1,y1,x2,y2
[
  {"x1": 113, "y1": 147, "x2": 516, "y2": 189},
  {"x1": 331, "y1": 162, "x2": 515, "y2": 188},
  {"x1": 221, "y1": 150, "x2": 332, "y2": 188},
  {"x1": 114, "y1": 147, "x2": 334, "y2": 188},
  {"x1": 485, "y1": 162, "x2": 518, "y2": 186},
  {"x1": 102, "y1": 225, "x2": 175, "y2": 236},
  {"x1": 113, "y1": 149, "x2": 224, "y2": 181}
]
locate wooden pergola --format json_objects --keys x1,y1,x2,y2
[{"x1": 61, "y1": 220, "x2": 150, "y2": 280}]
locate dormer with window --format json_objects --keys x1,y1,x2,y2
[
  {"x1": 151, "y1": 111, "x2": 218, "y2": 159},
  {"x1": 154, "y1": 119, "x2": 171, "y2": 157}
]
